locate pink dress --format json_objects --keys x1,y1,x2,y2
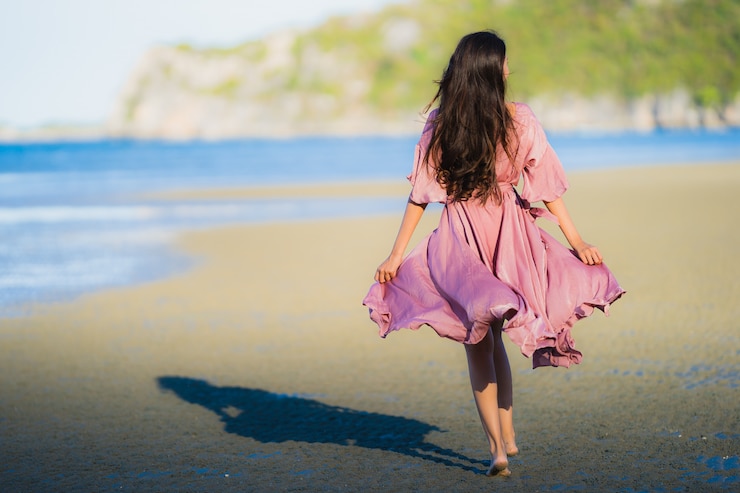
[{"x1": 362, "y1": 103, "x2": 625, "y2": 368}]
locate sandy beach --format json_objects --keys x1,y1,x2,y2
[{"x1": 1, "y1": 162, "x2": 738, "y2": 492}]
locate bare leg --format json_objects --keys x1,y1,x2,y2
[
  {"x1": 492, "y1": 324, "x2": 518, "y2": 456},
  {"x1": 465, "y1": 327, "x2": 511, "y2": 476}
]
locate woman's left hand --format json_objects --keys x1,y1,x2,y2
[{"x1": 574, "y1": 242, "x2": 603, "y2": 265}]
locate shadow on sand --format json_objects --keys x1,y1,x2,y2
[{"x1": 157, "y1": 376, "x2": 483, "y2": 473}]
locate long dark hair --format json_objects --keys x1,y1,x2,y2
[{"x1": 424, "y1": 31, "x2": 515, "y2": 204}]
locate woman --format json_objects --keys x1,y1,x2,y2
[{"x1": 363, "y1": 31, "x2": 624, "y2": 476}]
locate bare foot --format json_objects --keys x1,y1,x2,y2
[
  {"x1": 486, "y1": 455, "x2": 511, "y2": 477},
  {"x1": 505, "y1": 440, "x2": 519, "y2": 457}
]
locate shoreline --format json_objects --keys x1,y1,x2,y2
[
  {"x1": 3, "y1": 161, "x2": 738, "y2": 319},
  {"x1": 140, "y1": 160, "x2": 738, "y2": 202},
  {"x1": 1, "y1": 162, "x2": 739, "y2": 490}
]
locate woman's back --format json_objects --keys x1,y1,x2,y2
[{"x1": 411, "y1": 102, "x2": 567, "y2": 206}]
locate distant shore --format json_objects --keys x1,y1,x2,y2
[{"x1": 2, "y1": 119, "x2": 739, "y2": 144}]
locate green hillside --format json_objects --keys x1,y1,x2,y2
[{"x1": 240, "y1": 0, "x2": 739, "y2": 114}]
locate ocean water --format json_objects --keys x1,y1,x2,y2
[{"x1": 1, "y1": 129, "x2": 739, "y2": 316}]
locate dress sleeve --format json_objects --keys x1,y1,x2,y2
[
  {"x1": 407, "y1": 110, "x2": 448, "y2": 204},
  {"x1": 520, "y1": 108, "x2": 569, "y2": 203}
]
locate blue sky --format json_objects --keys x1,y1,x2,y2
[{"x1": 0, "y1": 0, "x2": 400, "y2": 128}]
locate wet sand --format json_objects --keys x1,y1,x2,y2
[{"x1": 1, "y1": 163, "x2": 738, "y2": 491}]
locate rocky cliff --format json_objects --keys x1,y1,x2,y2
[
  {"x1": 106, "y1": 0, "x2": 740, "y2": 139},
  {"x1": 107, "y1": 29, "x2": 423, "y2": 139}
]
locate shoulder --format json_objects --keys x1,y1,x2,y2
[
  {"x1": 511, "y1": 102, "x2": 546, "y2": 142},
  {"x1": 512, "y1": 102, "x2": 537, "y2": 123},
  {"x1": 424, "y1": 108, "x2": 439, "y2": 130},
  {"x1": 419, "y1": 108, "x2": 439, "y2": 143}
]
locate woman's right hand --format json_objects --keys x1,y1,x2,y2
[
  {"x1": 375, "y1": 254, "x2": 403, "y2": 283},
  {"x1": 373, "y1": 199, "x2": 427, "y2": 284}
]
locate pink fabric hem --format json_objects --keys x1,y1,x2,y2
[{"x1": 364, "y1": 283, "x2": 625, "y2": 369}]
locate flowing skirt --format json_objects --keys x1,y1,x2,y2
[{"x1": 363, "y1": 188, "x2": 625, "y2": 368}]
